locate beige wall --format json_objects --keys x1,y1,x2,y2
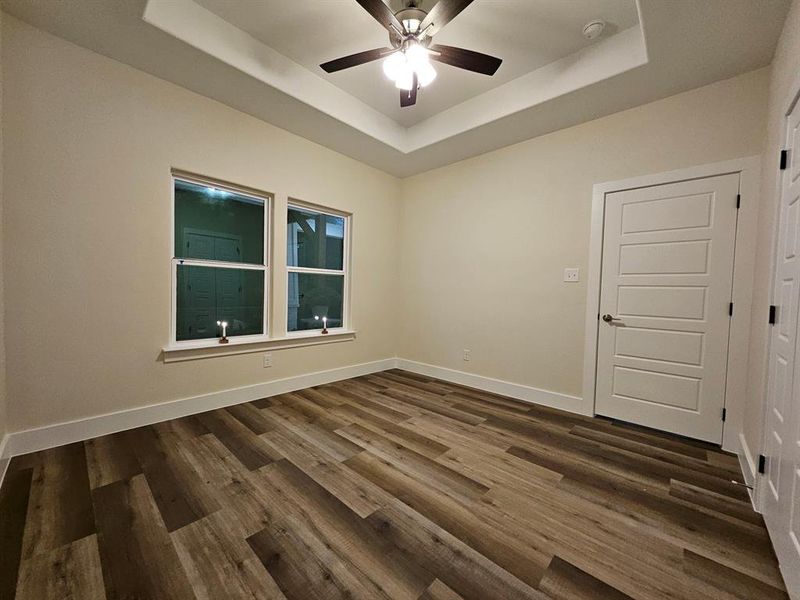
[
  {"x1": 2, "y1": 16, "x2": 401, "y2": 432},
  {"x1": 744, "y1": 0, "x2": 800, "y2": 460},
  {"x1": 398, "y1": 68, "x2": 769, "y2": 400}
]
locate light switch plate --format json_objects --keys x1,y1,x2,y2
[{"x1": 564, "y1": 268, "x2": 579, "y2": 282}]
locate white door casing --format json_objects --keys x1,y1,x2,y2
[
  {"x1": 595, "y1": 173, "x2": 739, "y2": 443},
  {"x1": 762, "y1": 86, "x2": 800, "y2": 596}
]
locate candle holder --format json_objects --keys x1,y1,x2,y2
[{"x1": 216, "y1": 320, "x2": 229, "y2": 344}]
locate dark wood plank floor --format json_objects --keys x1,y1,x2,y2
[{"x1": 0, "y1": 369, "x2": 788, "y2": 600}]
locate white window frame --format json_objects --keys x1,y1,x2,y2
[
  {"x1": 169, "y1": 170, "x2": 272, "y2": 349},
  {"x1": 286, "y1": 199, "x2": 351, "y2": 336}
]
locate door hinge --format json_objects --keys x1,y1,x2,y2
[
  {"x1": 780, "y1": 150, "x2": 788, "y2": 170},
  {"x1": 728, "y1": 302, "x2": 733, "y2": 316},
  {"x1": 769, "y1": 305, "x2": 777, "y2": 325},
  {"x1": 758, "y1": 454, "x2": 767, "y2": 474},
  {"x1": 736, "y1": 194, "x2": 741, "y2": 209},
  {"x1": 721, "y1": 408, "x2": 726, "y2": 422}
]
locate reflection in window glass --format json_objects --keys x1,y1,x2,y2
[
  {"x1": 176, "y1": 265, "x2": 264, "y2": 341},
  {"x1": 287, "y1": 206, "x2": 344, "y2": 270},
  {"x1": 287, "y1": 273, "x2": 344, "y2": 332},
  {"x1": 175, "y1": 179, "x2": 265, "y2": 265}
]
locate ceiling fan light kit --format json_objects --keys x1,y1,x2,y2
[
  {"x1": 320, "y1": 0, "x2": 503, "y2": 108},
  {"x1": 383, "y1": 41, "x2": 437, "y2": 91}
]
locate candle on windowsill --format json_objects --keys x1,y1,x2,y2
[{"x1": 216, "y1": 320, "x2": 229, "y2": 344}]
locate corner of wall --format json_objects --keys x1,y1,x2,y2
[{"x1": 0, "y1": 8, "x2": 9, "y2": 483}]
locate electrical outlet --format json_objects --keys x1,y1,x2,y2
[
  {"x1": 463, "y1": 349, "x2": 471, "y2": 362},
  {"x1": 263, "y1": 353, "x2": 273, "y2": 368},
  {"x1": 563, "y1": 268, "x2": 579, "y2": 282}
]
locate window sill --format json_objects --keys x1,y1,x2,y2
[{"x1": 161, "y1": 330, "x2": 357, "y2": 363}]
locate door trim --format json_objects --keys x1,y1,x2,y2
[{"x1": 582, "y1": 156, "x2": 761, "y2": 452}]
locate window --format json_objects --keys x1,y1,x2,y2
[
  {"x1": 287, "y1": 203, "x2": 348, "y2": 332},
  {"x1": 172, "y1": 174, "x2": 270, "y2": 343}
]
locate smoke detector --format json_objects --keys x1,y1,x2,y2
[{"x1": 582, "y1": 20, "x2": 606, "y2": 40}]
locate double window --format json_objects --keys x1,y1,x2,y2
[{"x1": 170, "y1": 172, "x2": 349, "y2": 347}]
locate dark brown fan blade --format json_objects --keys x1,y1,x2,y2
[
  {"x1": 356, "y1": 0, "x2": 405, "y2": 34},
  {"x1": 320, "y1": 47, "x2": 395, "y2": 73},
  {"x1": 418, "y1": 0, "x2": 474, "y2": 36},
  {"x1": 429, "y1": 44, "x2": 502, "y2": 76},
  {"x1": 400, "y1": 73, "x2": 418, "y2": 107}
]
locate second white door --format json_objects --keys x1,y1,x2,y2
[{"x1": 595, "y1": 173, "x2": 739, "y2": 443}]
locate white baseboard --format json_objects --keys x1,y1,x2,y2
[
  {"x1": 737, "y1": 431, "x2": 759, "y2": 512},
  {"x1": 1, "y1": 356, "x2": 586, "y2": 461},
  {"x1": 396, "y1": 359, "x2": 586, "y2": 415},
  {"x1": 2, "y1": 358, "x2": 397, "y2": 458},
  {"x1": 0, "y1": 433, "x2": 10, "y2": 490}
]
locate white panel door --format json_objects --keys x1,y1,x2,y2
[
  {"x1": 763, "y1": 93, "x2": 800, "y2": 595},
  {"x1": 596, "y1": 173, "x2": 739, "y2": 443}
]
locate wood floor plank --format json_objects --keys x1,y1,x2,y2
[
  {"x1": 270, "y1": 394, "x2": 351, "y2": 431},
  {"x1": 491, "y1": 415, "x2": 748, "y2": 500},
  {"x1": 15, "y1": 534, "x2": 106, "y2": 600},
  {"x1": 323, "y1": 385, "x2": 413, "y2": 422},
  {"x1": 538, "y1": 555, "x2": 633, "y2": 600},
  {"x1": 1, "y1": 369, "x2": 785, "y2": 599},
  {"x1": 246, "y1": 463, "x2": 405, "y2": 600},
  {"x1": 247, "y1": 521, "x2": 347, "y2": 600},
  {"x1": 481, "y1": 486, "x2": 722, "y2": 600},
  {"x1": 20, "y1": 443, "x2": 95, "y2": 560},
  {"x1": 197, "y1": 408, "x2": 283, "y2": 470},
  {"x1": 419, "y1": 579, "x2": 466, "y2": 600},
  {"x1": 381, "y1": 388, "x2": 487, "y2": 426},
  {"x1": 435, "y1": 445, "x2": 561, "y2": 497},
  {"x1": 92, "y1": 475, "x2": 195, "y2": 600},
  {"x1": 127, "y1": 425, "x2": 221, "y2": 532},
  {"x1": 258, "y1": 459, "x2": 435, "y2": 599},
  {"x1": 669, "y1": 479, "x2": 764, "y2": 527},
  {"x1": 84, "y1": 431, "x2": 142, "y2": 489},
  {"x1": 681, "y1": 549, "x2": 789, "y2": 600},
  {"x1": 331, "y1": 403, "x2": 450, "y2": 459},
  {"x1": 337, "y1": 423, "x2": 490, "y2": 503},
  {"x1": 365, "y1": 502, "x2": 548, "y2": 600},
  {"x1": 0, "y1": 467, "x2": 33, "y2": 599},
  {"x1": 570, "y1": 425, "x2": 741, "y2": 480},
  {"x1": 345, "y1": 451, "x2": 550, "y2": 591},
  {"x1": 265, "y1": 406, "x2": 363, "y2": 462},
  {"x1": 227, "y1": 402, "x2": 278, "y2": 435},
  {"x1": 258, "y1": 425, "x2": 392, "y2": 518},
  {"x1": 171, "y1": 509, "x2": 287, "y2": 600}
]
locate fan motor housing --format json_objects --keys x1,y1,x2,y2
[{"x1": 395, "y1": 7, "x2": 427, "y2": 33}]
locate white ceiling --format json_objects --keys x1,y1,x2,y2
[
  {"x1": 0, "y1": 0, "x2": 791, "y2": 177},
  {"x1": 193, "y1": 0, "x2": 640, "y2": 127}
]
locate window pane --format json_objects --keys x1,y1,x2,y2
[
  {"x1": 287, "y1": 206, "x2": 344, "y2": 270},
  {"x1": 175, "y1": 179, "x2": 265, "y2": 265},
  {"x1": 176, "y1": 265, "x2": 264, "y2": 341},
  {"x1": 288, "y1": 273, "x2": 344, "y2": 332}
]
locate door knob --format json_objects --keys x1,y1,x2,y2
[{"x1": 602, "y1": 314, "x2": 621, "y2": 323}]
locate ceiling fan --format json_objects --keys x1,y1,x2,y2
[{"x1": 320, "y1": 0, "x2": 502, "y2": 108}]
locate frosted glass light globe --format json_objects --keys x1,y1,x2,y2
[
  {"x1": 394, "y1": 64, "x2": 415, "y2": 91},
  {"x1": 415, "y1": 60, "x2": 437, "y2": 87},
  {"x1": 382, "y1": 52, "x2": 405, "y2": 81}
]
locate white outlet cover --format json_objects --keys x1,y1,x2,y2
[{"x1": 564, "y1": 268, "x2": 580, "y2": 282}]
